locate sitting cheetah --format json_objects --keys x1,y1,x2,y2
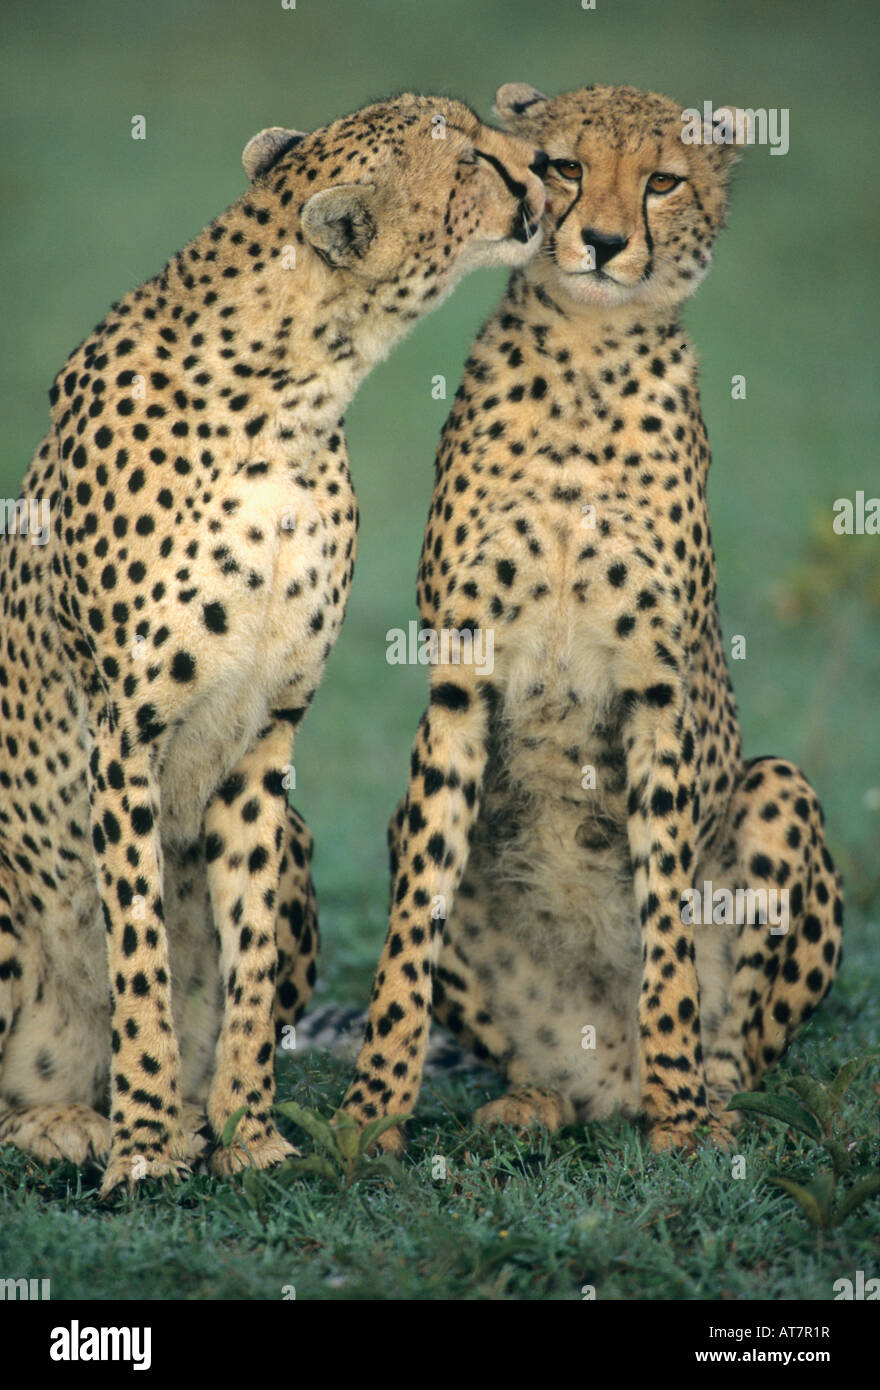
[
  {"x1": 0, "y1": 95, "x2": 546, "y2": 1194},
  {"x1": 341, "y1": 83, "x2": 843, "y2": 1152}
]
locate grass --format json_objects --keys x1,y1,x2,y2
[
  {"x1": 1, "y1": 985, "x2": 877, "y2": 1300},
  {"x1": 1, "y1": 0, "x2": 879, "y2": 1300}
]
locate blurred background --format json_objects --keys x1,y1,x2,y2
[{"x1": 2, "y1": 0, "x2": 878, "y2": 1003}]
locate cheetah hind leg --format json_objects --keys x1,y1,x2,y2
[
  {"x1": 700, "y1": 756, "x2": 844, "y2": 1134},
  {"x1": 0, "y1": 876, "x2": 113, "y2": 1171},
  {"x1": 274, "y1": 804, "x2": 320, "y2": 1040}
]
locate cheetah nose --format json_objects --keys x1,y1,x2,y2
[
  {"x1": 530, "y1": 150, "x2": 550, "y2": 178},
  {"x1": 515, "y1": 184, "x2": 546, "y2": 242},
  {"x1": 582, "y1": 228, "x2": 628, "y2": 270}
]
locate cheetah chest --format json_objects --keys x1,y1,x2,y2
[
  {"x1": 455, "y1": 543, "x2": 645, "y2": 1110},
  {"x1": 158, "y1": 467, "x2": 355, "y2": 846}
]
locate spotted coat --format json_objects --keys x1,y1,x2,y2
[
  {"x1": 0, "y1": 94, "x2": 545, "y2": 1193},
  {"x1": 341, "y1": 84, "x2": 843, "y2": 1152}
]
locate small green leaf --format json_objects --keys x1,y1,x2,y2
[
  {"x1": 767, "y1": 1176, "x2": 829, "y2": 1229},
  {"x1": 330, "y1": 1110, "x2": 360, "y2": 1162},
  {"x1": 828, "y1": 1054, "x2": 876, "y2": 1110},
  {"x1": 726, "y1": 1091, "x2": 822, "y2": 1142},
  {"x1": 355, "y1": 1153, "x2": 405, "y2": 1186},
  {"x1": 785, "y1": 1077, "x2": 832, "y2": 1127},
  {"x1": 835, "y1": 1175, "x2": 880, "y2": 1225},
  {"x1": 822, "y1": 1139, "x2": 852, "y2": 1176},
  {"x1": 220, "y1": 1106, "x2": 249, "y2": 1149},
  {"x1": 357, "y1": 1112, "x2": 413, "y2": 1155},
  {"x1": 804, "y1": 1170, "x2": 835, "y2": 1209},
  {"x1": 275, "y1": 1101, "x2": 339, "y2": 1156},
  {"x1": 278, "y1": 1153, "x2": 341, "y2": 1185}
]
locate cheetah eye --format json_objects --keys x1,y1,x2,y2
[
  {"x1": 647, "y1": 172, "x2": 682, "y2": 195},
  {"x1": 552, "y1": 159, "x2": 581, "y2": 181}
]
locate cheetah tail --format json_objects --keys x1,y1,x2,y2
[{"x1": 282, "y1": 1001, "x2": 484, "y2": 1076}]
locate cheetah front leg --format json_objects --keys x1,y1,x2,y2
[
  {"x1": 203, "y1": 718, "x2": 299, "y2": 1176},
  {"x1": 621, "y1": 682, "x2": 714, "y2": 1152},
  {"x1": 85, "y1": 730, "x2": 190, "y2": 1196},
  {"x1": 341, "y1": 673, "x2": 490, "y2": 1150}
]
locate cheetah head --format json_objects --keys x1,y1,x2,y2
[
  {"x1": 241, "y1": 96, "x2": 546, "y2": 319},
  {"x1": 495, "y1": 83, "x2": 752, "y2": 313}
]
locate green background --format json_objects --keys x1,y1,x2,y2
[
  {"x1": 3, "y1": 0, "x2": 878, "y2": 973},
  {"x1": 0, "y1": 0, "x2": 877, "y2": 1302}
]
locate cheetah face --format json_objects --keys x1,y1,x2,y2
[
  {"x1": 244, "y1": 96, "x2": 546, "y2": 312},
  {"x1": 495, "y1": 83, "x2": 749, "y2": 313}
]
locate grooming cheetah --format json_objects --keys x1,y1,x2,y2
[
  {"x1": 0, "y1": 95, "x2": 545, "y2": 1193},
  {"x1": 342, "y1": 83, "x2": 843, "y2": 1151}
]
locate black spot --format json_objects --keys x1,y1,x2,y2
[
  {"x1": 644, "y1": 684, "x2": 674, "y2": 708},
  {"x1": 426, "y1": 833, "x2": 446, "y2": 864},
  {"x1": 131, "y1": 806, "x2": 153, "y2": 835},
  {"x1": 430, "y1": 682, "x2": 470, "y2": 711},
  {"x1": 203, "y1": 602, "x2": 228, "y2": 634},
  {"x1": 205, "y1": 833, "x2": 224, "y2": 862},
  {"x1": 248, "y1": 845, "x2": 268, "y2": 873},
  {"x1": 170, "y1": 651, "x2": 196, "y2": 682}
]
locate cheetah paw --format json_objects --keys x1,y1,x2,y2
[
  {"x1": 99, "y1": 1148, "x2": 192, "y2": 1199},
  {"x1": 703, "y1": 1115, "x2": 736, "y2": 1149},
  {"x1": 647, "y1": 1114, "x2": 734, "y2": 1154},
  {"x1": 0, "y1": 1103, "x2": 111, "y2": 1167},
  {"x1": 647, "y1": 1121, "x2": 700, "y2": 1154},
  {"x1": 474, "y1": 1088, "x2": 574, "y2": 1137},
  {"x1": 209, "y1": 1127, "x2": 298, "y2": 1178}
]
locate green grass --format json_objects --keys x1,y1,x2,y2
[
  {"x1": 1, "y1": 0, "x2": 878, "y2": 1300},
  {"x1": 1, "y1": 986, "x2": 877, "y2": 1301}
]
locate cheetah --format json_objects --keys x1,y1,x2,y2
[
  {"x1": 0, "y1": 94, "x2": 546, "y2": 1194},
  {"x1": 341, "y1": 83, "x2": 843, "y2": 1154}
]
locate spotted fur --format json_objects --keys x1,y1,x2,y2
[
  {"x1": 341, "y1": 84, "x2": 843, "y2": 1152},
  {"x1": 0, "y1": 94, "x2": 545, "y2": 1194}
]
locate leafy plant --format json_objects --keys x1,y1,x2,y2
[
  {"x1": 274, "y1": 1101, "x2": 411, "y2": 1189},
  {"x1": 727, "y1": 1051, "x2": 880, "y2": 1230}
]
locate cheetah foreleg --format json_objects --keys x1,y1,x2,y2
[
  {"x1": 203, "y1": 719, "x2": 298, "y2": 1175},
  {"x1": 622, "y1": 684, "x2": 712, "y2": 1150},
  {"x1": 342, "y1": 671, "x2": 490, "y2": 1149},
  {"x1": 84, "y1": 731, "x2": 190, "y2": 1197}
]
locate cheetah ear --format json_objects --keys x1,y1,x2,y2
[
  {"x1": 493, "y1": 83, "x2": 550, "y2": 128},
  {"x1": 704, "y1": 107, "x2": 756, "y2": 162},
  {"x1": 242, "y1": 126, "x2": 307, "y2": 180},
  {"x1": 300, "y1": 183, "x2": 378, "y2": 268}
]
